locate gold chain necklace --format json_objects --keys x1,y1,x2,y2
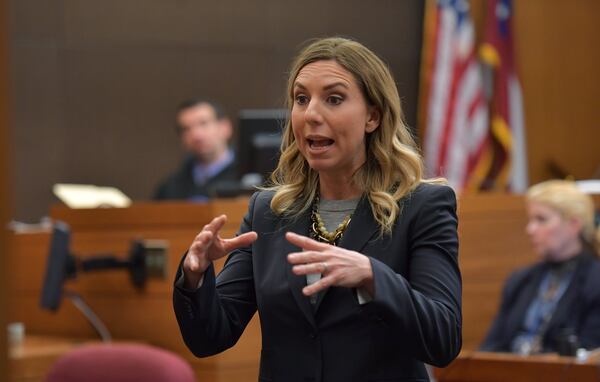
[{"x1": 310, "y1": 194, "x2": 352, "y2": 245}]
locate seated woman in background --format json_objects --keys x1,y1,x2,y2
[{"x1": 481, "y1": 180, "x2": 600, "y2": 355}]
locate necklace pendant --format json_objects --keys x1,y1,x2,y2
[{"x1": 310, "y1": 194, "x2": 353, "y2": 246}]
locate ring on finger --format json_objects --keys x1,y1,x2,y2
[{"x1": 321, "y1": 262, "x2": 328, "y2": 274}]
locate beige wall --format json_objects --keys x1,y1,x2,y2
[
  {"x1": 9, "y1": 0, "x2": 425, "y2": 222},
  {"x1": 471, "y1": 0, "x2": 600, "y2": 184},
  {"x1": 515, "y1": 0, "x2": 600, "y2": 183}
]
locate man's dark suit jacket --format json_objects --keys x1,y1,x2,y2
[
  {"x1": 481, "y1": 251, "x2": 600, "y2": 353},
  {"x1": 173, "y1": 183, "x2": 462, "y2": 382},
  {"x1": 154, "y1": 155, "x2": 238, "y2": 200}
]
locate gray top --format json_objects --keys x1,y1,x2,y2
[
  {"x1": 309, "y1": 196, "x2": 371, "y2": 305},
  {"x1": 318, "y1": 197, "x2": 360, "y2": 232}
]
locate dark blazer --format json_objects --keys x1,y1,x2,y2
[
  {"x1": 154, "y1": 155, "x2": 238, "y2": 200},
  {"x1": 173, "y1": 183, "x2": 462, "y2": 382},
  {"x1": 480, "y1": 252, "x2": 600, "y2": 353}
]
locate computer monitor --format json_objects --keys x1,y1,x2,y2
[
  {"x1": 38, "y1": 222, "x2": 166, "y2": 341},
  {"x1": 236, "y1": 109, "x2": 288, "y2": 186},
  {"x1": 40, "y1": 221, "x2": 74, "y2": 311},
  {"x1": 39, "y1": 222, "x2": 159, "y2": 312}
]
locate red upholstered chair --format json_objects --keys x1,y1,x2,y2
[{"x1": 45, "y1": 343, "x2": 196, "y2": 382}]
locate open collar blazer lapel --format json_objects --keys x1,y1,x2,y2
[
  {"x1": 337, "y1": 196, "x2": 380, "y2": 253},
  {"x1": 282, "y1": 209, "x2": 316, "y2": 327},
  {"x1": 282, "y1": 196, "x2": 380, "y2": 326},
  {"x1": 313, "y1": 196, "x2": 379, "y2": 312}
]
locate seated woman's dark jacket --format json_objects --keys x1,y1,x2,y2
[{"x1": 481, "y1": 251, "x2": 600, "y2": 353}]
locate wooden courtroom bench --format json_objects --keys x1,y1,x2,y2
[{"x1": 7, "y1": 193, "x2": 600, "y2": 381}]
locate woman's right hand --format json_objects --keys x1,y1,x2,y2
[{"x1": 183, "y1": 214, "x2": 258, "y2": 289}]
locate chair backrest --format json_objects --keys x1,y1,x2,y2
[{"x1": 45, "y1": 343, "x2": 196, "y2": 382}]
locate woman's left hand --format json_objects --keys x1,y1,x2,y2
[{"x1": 286, "y1": 231, "x2": 374, "y2": 297}]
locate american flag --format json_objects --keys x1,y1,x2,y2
[
  {"x1": 421, "y1": 0, "x2": 489, "y2": 191},
  {"x1": 421, "y1": 0, "x2": 527, "y2": 192}
]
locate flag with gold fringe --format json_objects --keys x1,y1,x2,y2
[{"x1": 478, "y1": 0, "x2": 527, "y2": 192}]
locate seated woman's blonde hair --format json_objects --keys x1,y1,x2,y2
[{"x1": 527, "y1": 180, "x2": 599, "y2": 253}]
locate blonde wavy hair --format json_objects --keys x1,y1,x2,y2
[
  {"x1": 527, "y1": 180, "x2": 599, "y2": 254},
  {"x1": 267, "y1": 37, "x2": 432, "y2": 234}
]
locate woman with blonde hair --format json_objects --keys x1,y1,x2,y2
[
  {"x1": 482, "y1": 180, "x2": 600, "y2": 355},
  {"x1": 174, "y1": 37, "x2": 461, "y2": 381}
]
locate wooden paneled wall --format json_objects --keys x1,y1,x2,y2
[
  {"x1": 1, "y1": 0, "x2": 12, "y2": 377},
  {"x1": 457, "y1": 194, "x2": 535, "y2": 350},
  {"x1": 10, "y1": 0, "x2": 600, "y2": 219},
  {"x1": 9, "y1": 0, "x2": 424, "y2": 222}
]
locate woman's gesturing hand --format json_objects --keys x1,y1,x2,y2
[
  {"x1": 285, "y1": 232, "x2": 374, "y2": 297},
  {"x1": 183, "y1": 214, "x2": 258, "y2": 289}
]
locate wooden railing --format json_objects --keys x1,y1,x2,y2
[{"x1": 434, "y1": 351, "x2": 600, "y2": 382}]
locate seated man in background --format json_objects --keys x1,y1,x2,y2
[
  {"x1": 154, "y1": 99, "x2": 237, "y2": 201},
  {"x1": 481, "y1": 180, "x2": 600, "y2": 355}
]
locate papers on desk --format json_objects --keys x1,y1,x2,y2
[
  {"x1": 53, "y1": 183, "x2": 132, "y2": 208},
  {"x1": 576, "y1": 179, "x2": 600, "y2": 194}
]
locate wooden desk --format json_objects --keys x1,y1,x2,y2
[
  {"x1": 8, "y1": 198, "x2": 259, "y2": 382},
  {"x1": 434, "y1": 351, "x2": 600, "y2": 382},
  {"x1": 9, "y1": 335, "x2": 97, "y2": 382}
]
